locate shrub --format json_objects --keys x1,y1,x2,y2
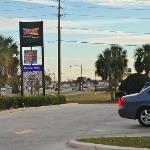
[{"x1": 0, "y1": 95, "x2": 66, "y2": 109}]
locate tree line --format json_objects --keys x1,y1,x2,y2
[
  {"x1": 95, "y1": 44, "x2": 150, "y2": 101},
  {"x1": 1, "y1": 34, "x2": 150, "y2": 97}
]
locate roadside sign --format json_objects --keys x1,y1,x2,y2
[
  {"x1": 23, "y1": 65, "x2": 42, "y2": 72},
  {"x1": 20, "y1": 21, "x2": 43, "y2": 47}
]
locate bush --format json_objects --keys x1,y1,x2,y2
[{"x1": 0, "y1": 95, "x2": 66, "y2": 109}]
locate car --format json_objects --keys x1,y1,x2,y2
[
  {"x1": 72, "y1": 85, "x2": 78, "y2": 91},
  {"x1": 142, "y1": 82, "x2": 150, "y2": 89},
  {"x1": 118, "y1": 86, "x2": 150, "y2": 127},
  {"x1": 55, "y1": 87, "x2": 62, "y2": 91}
]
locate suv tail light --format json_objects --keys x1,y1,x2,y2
[{"x1": 118, "y1": 97, "x2": 126, "y2": 108}]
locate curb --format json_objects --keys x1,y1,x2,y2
[{"x1": 67, "y1": 140, "x2": 150, "y2": 150}]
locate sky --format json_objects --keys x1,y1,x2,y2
[{"x1": 0, "y1": 0, "x2": 150, "y2": 81}]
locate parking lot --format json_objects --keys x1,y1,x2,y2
[{"x1": 0, "y1": 104, "x2": 150, "y2": 150}]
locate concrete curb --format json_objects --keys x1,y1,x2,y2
[{"x1": 67, "y1": 140, "x2": 150, "y2": 150}]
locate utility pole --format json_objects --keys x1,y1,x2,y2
[
  {"x1": 81, "y1": 64, "x2": 82, "y2": 79},
  {"x1": 58, "y1": 0, "x2": 61, "y2": 95},
  {"x1": 80, "y1": 64, "x2": 83, "y2": 91}
]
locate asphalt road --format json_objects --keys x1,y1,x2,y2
[{"x1": 0, "y1": 104, "x2": 150, "y2": 150}]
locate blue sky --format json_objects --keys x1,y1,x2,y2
[{"x1": 0, "y1": 0, "x2": 150, "y2": 80}]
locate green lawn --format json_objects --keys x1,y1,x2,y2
[
  {"x1": 65, "y1": 91, "x2": 111, "y2": 103},
  {"x1": 78, "y1": 137, "x2": 150, "y2": 149}
]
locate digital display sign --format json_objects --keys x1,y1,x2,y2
[{"x1": 20, "y1": 21, "x2": 43, "y2": 47}]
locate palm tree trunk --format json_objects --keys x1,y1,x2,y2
[
  {"x1": 114, "y1": 78, "x2": 117, "y2": 102},
  {"x1": 110, "y1": 88, "x2": 114, "y2": 102},
  {"x1": 109, "y1": 73, "x2": 114, "y2": 102}
]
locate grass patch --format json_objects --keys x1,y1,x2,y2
[
  {"x1": 78, "y1": 137, "x2": 150, "y2": 149},
  {"x1": 65, "y1": 91, "x2": 111, "y2": 104}
]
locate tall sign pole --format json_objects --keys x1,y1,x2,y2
[
  {"x1": 20, "y1": 44, "x2": 23, "y2": 96},
  {"x1": 58, "y1": 0, "x2": 61, "y2": 95},
  {"x1": 42, "y1": 45, "x2": 45, "y2": 96},
  {"x1": 19, "y1": 22, "x2": 24, "y2": 96}
]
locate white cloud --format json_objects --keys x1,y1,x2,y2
[
  {"x1": 0, "y1": 17, "x2": 80, "y2": 31},
  {"x1": 86, "y1": 0, "x2": 150, "y2": 7},
  {"x1": 0, "y1": 17, "x2": 136, "y2": 36},
  {"x1": 0, "y1": 17, "x2": 150, "y2": 46},
  {"x1": 61, "y1": 28, "x2": 132, "y2": 36},
  {"x1": 12, "y1": 0, "x2": 150, "y2": 7},
  {"x1": 12, "y1": 0, "x2": 56, "y2": 5},
  {"x1": 89, "y1": 34, "x2": 150, "y2": 45},
  {"x1": 78, "y1": 18, "x2": 140, "y2": 27}
]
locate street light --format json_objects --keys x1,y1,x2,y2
[
  {"x1": 69, "y1": 64, "x2": 83, "y2": 91},
  {"x1": 51, "y1": 73, "x2": 56, "y2": 89}
]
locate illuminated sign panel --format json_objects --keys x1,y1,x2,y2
[{"x1": 20, "y1": 21, "x2": 43, "y2": 47}]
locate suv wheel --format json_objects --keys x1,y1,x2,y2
[{"x1": 138, "y1": 108, "x2": 150, "y2": 127}]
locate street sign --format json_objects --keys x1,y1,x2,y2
[{"x1": 23, "y1": 65, "x2": 42, "y2": 72}]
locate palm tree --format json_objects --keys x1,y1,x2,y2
[
  {"x1": 0, "y1": 35, "x2": 19, "y2": 86},
  {"x1": 95, "y1": 49, "x2": 110, "y2": 81},
  {"x1": 135, "y1": 44, "x2": 150, "y2": 75},
  {"x1": 95, "y1": 45, "x2": 127, "y2": 101}
]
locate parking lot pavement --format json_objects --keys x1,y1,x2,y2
[{"x1": 0, "y1": 104, "x2": 150, "y2": 150}]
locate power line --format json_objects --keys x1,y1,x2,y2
[
  {"x1": 0, "y1": 4, "x2": 150, "y2": 21},
  {"x1": 1, "y1": 1, "x2": 150, "y2": 20},
  {"x1": 2, "y1": 13, "x2": 150, "y2": 22},
  {"x1": 69, "y1": 4, "x2": 149, "y2": 11},
  {"x1": 0, "y1": 1, "x2": 150, "y2": 48},
  {"x1": 44, "y1": 40, "x2": 142, "y2": 47}
]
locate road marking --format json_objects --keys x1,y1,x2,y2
[
  {"x1": 14, "y1": 129, "x2": 32, "y2": 135},
  {"x1": 104, "y1": 122, "x2": 113, "y2": 125},
  {"x1": 93, "y1": 128, "x2": 140, "y2": 132},
  {"x1": 93, "y1": 130, "x2": 107, "y2": 132}
]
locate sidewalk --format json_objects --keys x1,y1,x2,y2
[{"x1": 67, "y1": 140, "x2": 150, "y2": 150}]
